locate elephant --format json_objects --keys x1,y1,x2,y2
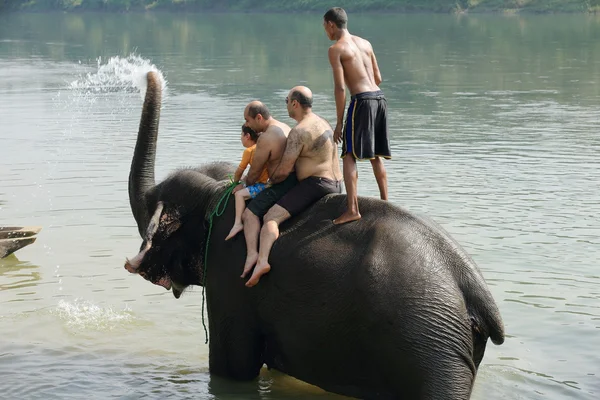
[{"x1": 124, "y1": 71, "x2": 505, "y2": 400}]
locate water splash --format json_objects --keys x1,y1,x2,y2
[
  {"x1": 54, "y1": 299, "x2": 134, "y2": 331},
  {"x1": 40, "y1": 54, "x2": 167, "y2": 256},
  {"x1": 68, "y1": 54, "x2": 168, "y2": 100}
]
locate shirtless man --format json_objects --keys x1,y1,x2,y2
[
  {"x1": 244, "y1": 86, "x2": 343, "y2": 287},
  {"x1": 236, "y1": 101, "x2": 294, "y2": 278},
  {"x1": 324, "y1": 7, "x2": 391, "y2": 225}
]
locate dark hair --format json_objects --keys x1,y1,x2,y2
[
  {"x1": 242, "y1": 124, "x2": 259, "y2": 142},
  {"x1": 289, "y1": 90, "x2": 313, "y2": 109},
  {"x1": 246, "y1": 102, "x2": 271, "y2": 120},
  {"x1": 323, "y1": 7, "x2": 347, "y2": 29}
]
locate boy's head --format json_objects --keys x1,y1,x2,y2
[
  {"x1": 241, "y1": 124, "x2": 259, "y2": 148},
  {"x1": 323, "y1": 7, "x2": 348, "y2": 40}
]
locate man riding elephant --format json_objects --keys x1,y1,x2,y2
[
  {"x1": 233, "y1": 101, "x2": 297, "y2": 283},
  {"x1": 245, "y1": 86, "x2": 343, "y2": 287}
]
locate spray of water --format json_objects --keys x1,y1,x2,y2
[
  {"x1": 69, "y1": 54, "x2": 168, "y2": 100},
  {"x1": 54, "y1": 299, "x2": 135, "y2": 331}
]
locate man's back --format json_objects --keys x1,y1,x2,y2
[
  {"x1": 293, "y1": 114, "x2": 342, "y2": 181},
  {"x1": 256, "y1": 120, "x2": 291, "y2": 177},
  {"x1": 332, "y1": 34, "x2": 380, "y2": 96}
]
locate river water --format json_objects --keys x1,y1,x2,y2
[{"x1": 0, "y1": 11, "x2": 599, "y2": 399}]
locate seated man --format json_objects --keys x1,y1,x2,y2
[
  {"x1": 238, "y1": 101, "x2": 295, "y2": 278},
  {"x1": 245, "y1": 86, "x2": 343, "y2": 287}
]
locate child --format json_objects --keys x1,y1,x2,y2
[{"x1": 225, "y1": 125, "x2": 269, "y2": 241}]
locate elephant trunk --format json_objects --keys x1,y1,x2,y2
[{"x1": 129, "y1": 71, "x2": 162, "y2": 237}]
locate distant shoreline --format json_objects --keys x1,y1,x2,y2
[
  {"x1": 2, "y1": 9, "x2": 599, "y2": 15},
  {"x1": 1, "y1": 0, "x2": 599, "y2": 15}
]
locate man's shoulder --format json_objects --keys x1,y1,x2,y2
[
  {"x1": 294, "y1": 118, "x2": 322, "y2": 138},
  {"x1": 316, "y1": 115, "x2": 333, "y2": 131},
  {"x1": 328, "y1": 41, "x2": 345, "y2": 54},
  {"x1": 290, "y1": 123, "x2": 309, "y2": 136},
  {"x1": 257, "y1": 123, "x2": 289, "y2": 147},
  {"x1": 265, "y1": 120, "x2": 291, "y2": 136},
  {"x1": 351, "y1": 34, "x2": 369, "y2": 44}
]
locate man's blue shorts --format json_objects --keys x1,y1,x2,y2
[{"x1": 342, "y1": 90, "x2": 391, "y2": 160}]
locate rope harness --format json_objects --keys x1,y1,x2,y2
[{"x1": 201, "y1": 178, "x2": 238, "y2": 344}]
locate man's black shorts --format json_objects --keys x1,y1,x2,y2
[
  {"x1": 246, "y1": 172, "x2": 298, "y2": 218},
  {"x1": 277, "y1": 176, "x2": 342, "y2": 217},
  {"x1": 341, "y1": 90, "x2": 391, "y2": 160}
]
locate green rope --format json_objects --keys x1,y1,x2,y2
[{"x1": 201, "y1": 177, "x2": 239, "y2": 344}]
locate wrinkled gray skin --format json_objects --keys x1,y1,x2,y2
[{"x1": 125, "y1": 72, "x2": 505, "y2": 400}]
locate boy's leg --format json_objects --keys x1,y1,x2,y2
[
  {"x1": 370, "y1": 157, "x2": 388, "y2": 200},
  {"x1": 334, "y1": 154, "x2": 361, "y2": 224},
  {"x1": 334, "y1": 97, "x2": 362, "y2": 225},
  {"x1": 372, "y1": 94, "x2": 390, "y2": 201},
  {"x1": 225, "y1": 189, "x2": 250, "y2": 241}
]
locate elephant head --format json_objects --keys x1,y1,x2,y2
[{"x1": 124, "y1": 71, "x2": 235, "y2": 298}]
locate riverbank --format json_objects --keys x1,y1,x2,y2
[{"x1": 1, "y1": 0, "x2": 599, "y2": 14}]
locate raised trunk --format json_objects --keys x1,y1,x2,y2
[{"x1": 129, "y1": 71, "x2": 162, "y2": 237}]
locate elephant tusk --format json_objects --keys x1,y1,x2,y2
[{"x1": 124, "y1": 241, "x2": 152, "y2": 272}]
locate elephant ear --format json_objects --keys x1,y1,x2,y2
[
  {"x1": 144, "y1": 201, "x2": 182, "y2": 242},
  {"x1": 157, "y1": 203, "x2": 182, "y2": 239},
  {"x1": 125, "y1": 202, "x2": 182, "y2": 274}
]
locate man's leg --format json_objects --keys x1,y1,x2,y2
[
  {"x1": 226, "y1": 189, "x2": 250, "y2": 241},
  {"x1": 245, "y1": 205, "x2": 290, "y2": 287},
  {"x1": 333, "y1": 155, "x2": 361, "y2": 224},
  {"x1": 370, "y1": 157, "x2": 388, "y2": 200},
  {"x1": 240, "y1": 208, "x2": 261, "y2": 278}
]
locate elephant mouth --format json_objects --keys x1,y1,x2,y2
[
  {"x1": 155, "y1": 276, "x2": 172, "y2": 290},
  {"x1": 125, "y1": 264, "x2": 173, "y2": 291}
]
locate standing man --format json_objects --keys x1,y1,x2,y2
[
  {"x1": 323, "y1": 7, "x2": 391, "y2": 225},
  {"x1": 245, "y1": 86, "x2": 343, "y2": 287},
  {"x1": 237, "y1": 101, "x2": 296, "y2": 278}
]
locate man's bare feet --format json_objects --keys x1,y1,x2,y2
[
  {"x1": 245, "y1": 261, "x2": 271, "y2": 287},
  {"x1": 225, "y1": 223, "x2": 243, "y2": 241},
  {"x1": 333, "y1": 210, "x2": 362, "y2": 225},
  {"x1": 241, "y1": 252, "x2": 259, "y2": 278}
]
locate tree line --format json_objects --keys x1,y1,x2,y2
[{"x1": 1, "y1": 0, "x2": 599, "y2": 13}]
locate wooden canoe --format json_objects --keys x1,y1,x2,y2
[{"x1": 0, "y1": 226, "x2": 42, "y2": 258}]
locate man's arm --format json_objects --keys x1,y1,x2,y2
[
  {"x1": 328, "y1": 46, "x2": 346, "y2": 140},
  {"x1": 370, "y1": 46, "x2": 382, "y2": 86},
  {"x1": 245, "y1": 136, "x2": 270, "y2": 186},
  {"x1": 270, "y1": 129, "x2": 303, "y2": 184}
]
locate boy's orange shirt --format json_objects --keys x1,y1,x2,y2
[{"x1": 237, "y1": 144, "x2": 269, "y2": 184}]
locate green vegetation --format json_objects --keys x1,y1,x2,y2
[{"x1": 1, "y1": 0, "x2": 600, "y2": 13}]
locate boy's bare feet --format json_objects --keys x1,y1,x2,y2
[
  {"x1": 333, "y1": 210, "x2": 361, "y2": 225},
  {"x1": 225, "y1": 223, "x2": 244, "y2": 241}
]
